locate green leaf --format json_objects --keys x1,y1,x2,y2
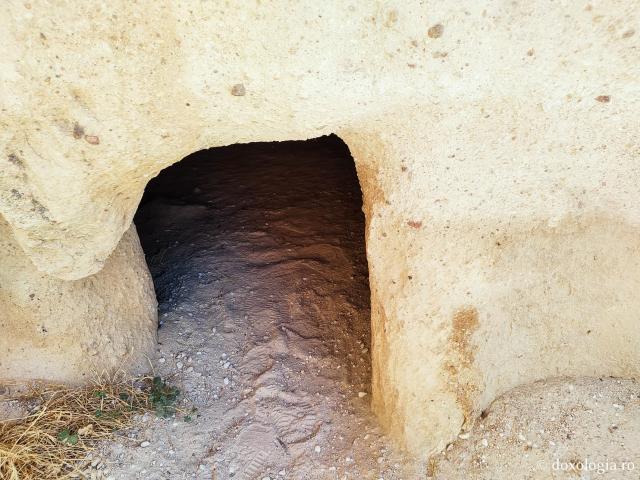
[
  {"x1": 148, "y1": 376, "x2": 180, "y2": 418},
  {"x1": 57, "y1": 429, "x2": 78, "y2": 445}
]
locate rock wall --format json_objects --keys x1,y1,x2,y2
[
  {"x1": 342, "y1": 113, "x2": 640, "y2": 454},
  {"x1": 1, "y1": 0, "x2": 639, "y2": 457},
  {"x1": 0, "y1": 220, "x2": 157, "y2": 383}
]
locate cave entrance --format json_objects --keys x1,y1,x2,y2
[{"x1": 133, "y1": 135, "x2": 374, "y2": 471}]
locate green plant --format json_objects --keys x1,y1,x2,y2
[
  {"x1": 184, "y1": 406, "x2": 198, "y2": 423},
  {"x1": 149, "y1": 376, "x2": 180, "y2": 418},
  {"x1": 0, "y1": 372, "x2": 189, "y2": 479},
  {"x1": 57, "y1": 429, "x2": 78, "y2": 445}
]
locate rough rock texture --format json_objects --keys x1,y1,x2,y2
[
  {"x1": 343, "y1": 116, "x2": 640, "y2": 455},
  {"x1": 0, "y1": 220, "x2": 157, "y2": 383},
  {"x1": 1, "y1": 0, "x2": 640, "y2": 458},
  {"x1": 432, "y1": 377, "x2": 640, "y2": 480}
]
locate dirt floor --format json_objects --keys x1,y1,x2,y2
[{"x1": 9, "y1": 136, "x2": 637, "y2": 479}]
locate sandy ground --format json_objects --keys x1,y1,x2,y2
[
  {"x1": 433, "y1": 377, "x2": 640, "y2": 479},
  {"x1": 4, "y1": 136, "x2": 637, "y2": 479}
]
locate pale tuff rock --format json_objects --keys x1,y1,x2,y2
[{"x1": 1, "y1": 0, "x2": 639, "y2": 458}]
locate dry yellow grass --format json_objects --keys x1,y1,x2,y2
[{"x1": 0, "y1": 372, "x2": 171, "y2": 479}]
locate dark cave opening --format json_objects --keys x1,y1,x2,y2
[
  {"x1": 126, "y1": 135, "x2": 382, "y2": 475},
  {"x1": 133, "y1": 135, "x2": 371, "y2": 372}
]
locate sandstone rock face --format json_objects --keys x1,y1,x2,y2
[
  {"x1": 1, "y1": 0, "x2": 639, "y2": 457},
  {"x1": 0, "y1": 220, "x2": 157, "y2": 383},
  {"x1": 343, "y1": 116, "x2": 640, "y2": 454}
]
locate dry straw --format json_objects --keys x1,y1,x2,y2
[{"x1": 0, "y1": 371, "x2": 176, "y2": 479}]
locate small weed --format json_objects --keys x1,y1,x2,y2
[
  {"x1": 95, "y1": 408, "x2": 122, "y2": 420},
  {"x1": 1, "y1": 372, "x2": 167, "y2": 479},
  {"x1": 57, "y1": 429, "x2": 78, "y2": 445},
  {"x1": 0, "y1": 372, "x2": 188, "y2": 479},
  {"x1": 184, "y1": 406, "x2": 198, "y2": 423},
  {"x1": 149, "y1": 376, "x2": 180, "y2": 418}
]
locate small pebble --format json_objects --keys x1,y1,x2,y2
[
  {"x1": 140, "y1": 441, "x2": 150, "y2": 448},
  {"x1": 231, "y1": 84, "x2": 246, "y2": 96}
]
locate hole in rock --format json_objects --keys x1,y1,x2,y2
[{"x1": 133, "y1": 135, "x2": 376, "y2": 467}]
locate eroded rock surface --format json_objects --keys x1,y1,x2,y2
[
  {"x1": 0, "y1": 220, "x2": 157, "y2": 383},
  {"x1": 1, "y1": 0, "x2": 640, "y2": 458}
]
